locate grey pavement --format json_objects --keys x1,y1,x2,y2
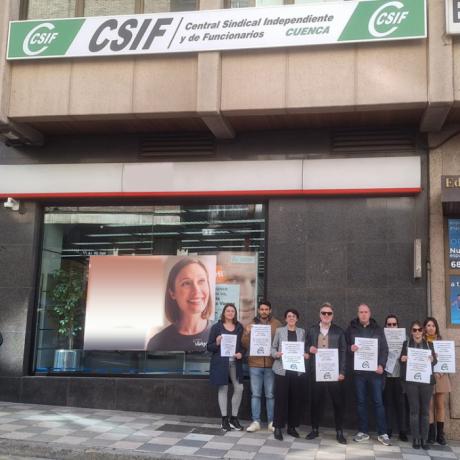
[{"x1": 0, "y1": 402, "x2": 458, "y2": 459}]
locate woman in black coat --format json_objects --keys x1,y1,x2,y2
[{"x1": 207, "y1": 303, "x2": 244, "y2": 432}]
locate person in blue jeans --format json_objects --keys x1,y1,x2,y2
[
  {"x1": 241, "y1": 301, "x2": 281, "y2": 432},
  {"x1": 346, "y1": 303, "x2": 391, "y2": 446}
]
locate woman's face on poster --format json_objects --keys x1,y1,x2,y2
[
  {"x1": 169, "y1": 263, "x2": 210, "y2": 317},
  {"x1": 224, "y1": 264, "x2": 256, "y2": 325}
]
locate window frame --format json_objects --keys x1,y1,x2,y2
[
  {"x1": 31, "y1": 201, "x2": 267, "y2": 378},
  {"x1": 21, "y1": 0, "x2": 199, "y2": 19}
]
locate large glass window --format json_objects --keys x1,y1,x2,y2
[
  {"x1": 144, "y1": 0, "x2": 198, "y2": 13},
  {"x1": 227, "y1": 0, "x2": 352, "y2": 6},
  {"x1": 35, "y1": 204, "x2": 266, "y2": 376},
  {"x1": 227, "y1": 0, "x2": 284, "y2": 7},
  {"x1": 84, "y1": 0, "x2": 136, "y2": 16},
  {"x1": 27, "y1": 0, "x2": 77, "y2": 18},
  {"x1": 24, "y1": 0, "x2": 198, "y2": 19}
]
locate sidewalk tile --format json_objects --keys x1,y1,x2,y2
[
  {"x1": 258, "y1": 445, "x2": 290, "y2": 455},
  {"x1": 224, "y1": 449, "x2": 256, "y2": 459},
  {"x1": 146, "y1": 436, "x2": 180, "y2": 445},
  {"x1": 53, "y1": 436, "x2": 89, "y2": 444},
  {"x1": 111, "y1": 440, "x2": 145, "y2": 450},
  {"x1": 164, "y1": 445, "x2": 199, "y2": 455},
  {"x1": 203, "y1": 441, "x2": 235, "y2": 450}
]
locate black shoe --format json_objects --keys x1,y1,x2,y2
[
  {"x1": 427, "y1": 423, "x2": 435, "y2": 444},
  {"x1": 229, "y1": 416, "x2": 243, "y2": 431},
  {"x1": 221, "y1": 416, "x2": 231, "y2": 432},
  {"x1": 436, "y1": 422, "x2": 447, "y2": 445},
  {"x1": 287, "y1": 426, "x2": 299, "y2": 438},
  {"x1": 274, "y1": 428, "x2": 283, "y2": 441},
  {"x1": 421, "y1": 440, "x2": 430, "y2": 450},
  {"x1": 336, "y1": 430, "x2": 347, "y2": 444},
  {"x1": 412, "y1": 439, "x2": 420, "y2": 449},
  {"x1": 306, "y1": 428, "x2": 319, "y2": 440},
  {"x1": 399, "y1": 432, "x2": 408, "y2": 442}
]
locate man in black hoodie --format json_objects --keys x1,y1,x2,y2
[{"x1": 346, "y1": 303, "x2": 390, "y2": 446}]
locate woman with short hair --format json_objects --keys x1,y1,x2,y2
[{"x1": 271, "y1": 308, "x2": 308, "y2": 441}]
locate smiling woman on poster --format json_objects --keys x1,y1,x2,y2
[{"x1": 146, "y1": 258, "x2": 214, "y2": 352}]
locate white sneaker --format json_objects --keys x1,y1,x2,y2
[
  {"x1": 377, "y1": 434, "x2": 391, "y2": 446},
  {"x1": 268, "y1": 422, "x2": 274, "y2": 432},
  {"x1": 353, "y1": 432, "x2": 370, "y2": 442},
  {"x1": 246, "y1": 421, "x2": 261, "y2": 432}
]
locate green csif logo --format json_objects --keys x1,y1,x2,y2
[
  {"x1": 368, "y1": 1, "x2": 409, "y2": 38},
  {"x1": 339, "y1": 0, "x2": 425, "y2": 42},
  {"x1": 8, "y1": 19, "x2": 84, "y2": 59},
  {"x1": 23, "y1": 22, "x2": 58, "y2": 55}
]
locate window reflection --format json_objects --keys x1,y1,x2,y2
[{"x1": 35, "y1": 204, "x2": 266, "y2": 377}]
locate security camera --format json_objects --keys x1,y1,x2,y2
[{"x1": 3, "y1": 197, "x2": 20, "y2": 211}]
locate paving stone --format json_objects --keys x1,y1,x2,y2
[{"x1": 164, "y1": 445, "x2": 199, "y2": 455}]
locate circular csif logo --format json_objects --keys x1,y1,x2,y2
[
  {"x1": 22, "y1": 22, "x2": 59, "y2": 56},
  {"x1": 368, "y1": 1, "x2": 409, "y2": 38}
]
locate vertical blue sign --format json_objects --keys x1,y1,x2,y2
[{"x1": 448, "y1": 219, "x2": 460, "y2": 267}]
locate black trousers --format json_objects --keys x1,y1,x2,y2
[
  {"x1": 405, "y1": 382, "x2": 433, "y2": 440},
  {"x1": 310, "y1": 379, "x2": 344, "y2": 431},
  {"x1": 383, "y1": 377, "x2": 407, "y2": 435},
  {"x1": 273, "y1": 372, "x2": 303, "y2": 429}
]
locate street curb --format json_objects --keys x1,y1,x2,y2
[{"x1": 0, "y1": 439, "x2": 202, "y2": 460}]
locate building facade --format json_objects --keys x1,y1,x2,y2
[{"x1": 0, "y1": 0, "x2": 458, "y2": 436}]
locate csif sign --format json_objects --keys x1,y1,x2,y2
[{"x1": 7, "y1": 0, "x2": 426, "y2": 61}]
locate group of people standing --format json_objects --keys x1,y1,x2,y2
[{"x1": 206, "y1": 301, "x2": 451, "y2": 450}]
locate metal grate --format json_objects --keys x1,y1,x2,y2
[
  {"x1": 139, "y1": 132, "x2": 216, "y2": 158},
  {"x1": 331, "y1": 129, "x2": 417, "y2": 155}
]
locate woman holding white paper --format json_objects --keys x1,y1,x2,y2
[
  {"x1": 424, "y1": 316, "x2": 451, "y2": 445},
  {"x1": 383, "y1": 314, "x2": 408, "y2": 442},
  {"x1": 400, "y1": 320, "x2": 437, "y2": 450},
  {"x1": 271, "y1": 308, "x2": 308, "y2": 441},
  {"x1": 207, "y1": 303, "x2": 244, "y2": 432}
]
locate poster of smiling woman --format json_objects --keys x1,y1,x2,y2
[{"x1": 83, "y1": 255, "x2": 216, "y2": 352}]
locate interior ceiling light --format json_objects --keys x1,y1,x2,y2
[
  {"x1": 182, "y1": 246, "x2": 217, "y2": 249},
  {"x1": 86, "y1": 233, "x2": 132, "y2": 237},
  {"x1": 72, "y1": 242, "x2": 112, "y2": 246},
  {"x1": 188, "y1": 207, "x2": 250, "y2": 213}
]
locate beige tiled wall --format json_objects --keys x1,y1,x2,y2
[{"x1": 429, "y1": 131, "x2": 460, "y2": 438}]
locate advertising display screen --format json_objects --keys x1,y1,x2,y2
[
  {"x1": 83, "y1": 255, "x2": 216, "y2": 352},
  {"x1": 450, "y1": 275, "x2": 460, "y2": 325},
  {"x1": 449, "y1": 219, "x2": 460, "y2": 267}
]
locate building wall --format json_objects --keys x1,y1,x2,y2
[
  {"x1": 429, "y1": 127, "x2": 460, "y2": 438},
  {"x1": 0, "y1": 202, "x2": 40, "y2": 377},
  {"x1": 0, "y1": 128, "x2": 427, "y2": 431}
]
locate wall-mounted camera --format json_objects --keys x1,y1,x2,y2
[{"x1": 3, "y1": 197, "x2": 20, "y2": 212}]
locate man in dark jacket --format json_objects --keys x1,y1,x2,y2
[
  {"x1": 305, "y1": 302, "x2": 347, "y2": 444},
  {"x1": 346, "y1": 303, "x2": 391, "y2": 446}
]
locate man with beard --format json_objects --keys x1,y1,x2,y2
[{"x1": 242, "y1": 301, "x2": 281, "y2": 432}]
